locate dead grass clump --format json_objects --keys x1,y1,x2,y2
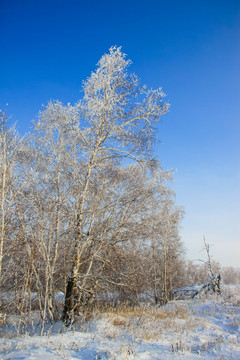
[
  {"x1": 144, "y1": 332, "x2": 159, "y2": 341},
  {"x1": 105, "y1": 304, "x2": 189, "y2": 321},
  {"x1": 105, "y1": 304, "x2": 190, "y2": 333},
  {"x1": 104, "y1": 306, "x2": 144, "y2": 320},
  {"x1": 0, "y1": 313, "x2": 7, "y2": 326},
  {"x1": 154, "y1": 309, "x2": 188, "y2": 320},
  {"x1": 112, "y1": 318, "x2": 128, "y2": 327}
]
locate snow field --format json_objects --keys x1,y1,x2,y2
[{"x1": 0, "y1": 285, "x2": 239, "y2": 359}]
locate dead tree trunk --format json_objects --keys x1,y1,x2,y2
[{"x1": 192, "y1": 274, "x2": 221, "y2": 298}]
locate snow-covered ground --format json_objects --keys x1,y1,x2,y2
[{"x1": 0, "y1": 285, "x2": 239, "y2": 359}]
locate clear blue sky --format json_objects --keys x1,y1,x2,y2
[{"x1": 1, "y1": 0, "x2": 239, "y2": 267}]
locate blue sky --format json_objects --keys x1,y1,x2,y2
[{"x1": 1, "y1": 0, "x2": 239, "y2": 267}]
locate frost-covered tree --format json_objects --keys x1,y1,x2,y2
[
  {"x1": 13, "y1": 103, "x2": 82, "y2": 329},
  {"x1": 221, "y1": 267, "x2": 240, "y2": 285},
  {"x1": 149, "y1": 200, "x2": 185, "y2": 304},
  {"x1": 0, "y1": 110, "x2": 19, "y2": 287},
  {"x1": 0, "y1": 47, "x2": 185, "y2": 330},
  {"x1": 60, "y1": 46, "x2": 169, "y2": 323},
  {"x1": 83, "y1": 163, "x2": 173, "y2": 305}
]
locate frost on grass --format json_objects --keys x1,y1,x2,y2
[{"x1": 0, "y1": 285, "x2": 240, "y2": 359}]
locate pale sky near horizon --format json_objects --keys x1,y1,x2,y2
[{"x1": 1, "y1": 0, "x2": 239, "y2": 267}]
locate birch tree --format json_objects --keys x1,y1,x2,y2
[
  {"x1": 0, "y1": 46, "x2": 190, "y2": 333},
  {"x1": 0, "y1": 110, "x2": 19, "y2": 287},
  {"x1": 14, "y1": 104, "x2": 81, "y2": 328},
  {"x1": 0, "y1": 47, "x2": 175, "y2": 326},
  {"x1": 150, "y1": 200, "x2": 184, "y2": 304},
  {"x1": 60, "y1": 46, "x2": 169, "y2": 323}
]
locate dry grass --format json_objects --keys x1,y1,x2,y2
[
  {"x1": 105, "y1": 304, "x2": 188, "y2": 321},
  {"x1": 112, "y1": 318, "x2": 128, "y2": 327},
  {"x1": 144, "y1": 332, "x2": 160, "y2": 341},
  {"x1": 100, "y1": 303, "x2": 199, "y2": 341},
  {"x1": 0, "y1": 313, "x2": 6, "y2": 326}
]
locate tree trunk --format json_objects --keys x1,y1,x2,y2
[{"x1": 62, "y1": 273, "x2": 76, "y2": 325}]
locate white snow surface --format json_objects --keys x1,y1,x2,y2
[{"x1": 0, "y1": 286, "x2": 239, "y2": 359}]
